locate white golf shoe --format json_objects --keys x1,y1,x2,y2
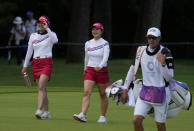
[
  {"x1": 97, "y1": 116, "x2": 107, "y2": 123},
  {"x1": 73, "y1": 112, "x2": 87, "y2": 122},
  {"x1": 41, "y1": 111, "x2": 50, "y2": 119},
  {"x1": 35, "y1": 109, "x2": 42, "y2": 119}
]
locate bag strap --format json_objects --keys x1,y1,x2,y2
[{"x1": 134, "y1": 46, "x2": 147, "y2": 77}]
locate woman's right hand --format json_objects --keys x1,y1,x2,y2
[
  {"x1": 94, "y1": 66, "x2": 101, "y2": 72},
  {"x1": 42, "y1": 22, "x2": 48, "y2": 30},
  {"x1": 22, "y1": 67, "x2": 27, "y2": 74}
]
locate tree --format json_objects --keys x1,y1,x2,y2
[
  {"x1": 134, "y1": 0, "x2": 163, "y2": 42},
  {"x1": 66, "y1": 0, "x2": 92, "y2": 63},
  {"x1": 92, "y1": 0, "x2": 112, "y2": 42}
]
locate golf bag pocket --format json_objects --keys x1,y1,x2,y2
[
  {"x1": 140, "y1": 85, "x2": 166, "y2": 104},
  {"x1": 171, "y1": 91, "x2": 184, "y2": 106}
]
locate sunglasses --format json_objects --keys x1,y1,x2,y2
[{"x1": 147, "y1": 36, "x2": 158, "y2": 40}]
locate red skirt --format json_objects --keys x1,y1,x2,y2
[
  {"x1": 32, "y1": 58, "x2": 53, "y2": 81},
  {"x1": 84, "y1": 67, "x2": 109, "y2": 84}
]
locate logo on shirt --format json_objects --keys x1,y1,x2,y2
[
  {"x1": 32, "y1": 35, "x2": 49, "y2": 44},
  {"x1": 147, "y1": 61, "x2": 154, "y2": 71},
  {"x1": 88, "y1": 43, "x2": 108, "y2": 51}
]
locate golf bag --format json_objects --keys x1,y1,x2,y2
[
  {"x1": 106, "y1": 79, "x2": 123, "y2": 104},
  {"x1": 105, "y1": 79, "x2": 192, "y2": 118}
]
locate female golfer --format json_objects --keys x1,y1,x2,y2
[
  {"x1": 73, "y1": 22, "x2": 110, "y2": 123},
  {"x1": 22, "y1": 16, "x2": 58, "y2": 119}
]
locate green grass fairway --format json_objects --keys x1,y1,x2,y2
[
  {"x1": 0, "y1": 58, "x2": 194, "y2": 131},
  {"x1": 0, "y1": 90, "x2": 193, "y2": 131}
]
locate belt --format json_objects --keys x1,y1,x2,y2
[{"x1": 34, "y1": 56, "x2": 52, "y2": 59}]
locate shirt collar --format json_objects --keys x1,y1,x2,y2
[
  {"x1": 146, "y1": 44, "x2": 160, "y2": 56},
  {"x1": 37, "y1": 30, "x2": 48, "y2": 35}
]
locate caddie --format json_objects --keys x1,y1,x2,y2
[{"x1": 121, "y1": 27, "x2": 174, "y2": 131}]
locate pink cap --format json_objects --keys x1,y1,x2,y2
[
  {"x1": 91, "y1": 22, "x2": 104, "y2": 30},
  {"x1": 38, "y1": 16, "x2": 50, "y2": 25}
]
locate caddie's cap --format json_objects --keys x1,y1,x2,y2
[{"x1": 147, "y1": 27, "x2": 161, "y2": 37}]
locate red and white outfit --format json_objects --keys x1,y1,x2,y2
[
  {"x1": 84, "y1": 38, "x2": 110, "y2": 84},
  {"x1": 23, "y1": 28, "x2": 58, "y2": 80}
]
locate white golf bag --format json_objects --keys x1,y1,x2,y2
[{"x1": 106, "y1": 79, "x2": 192, "y2": 118}]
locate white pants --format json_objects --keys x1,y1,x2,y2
[{"x1": 134, "y1": 87, "x2": 171, "y2": 123}]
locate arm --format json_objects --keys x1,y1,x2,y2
[
  {"x1": 121, "y1": 65, "x2": 135, "y2": 104},
  {"x1": 46, "y1": 28, "x2": 58, "y2": 44},
  {"x1": 8, "y1": 28, "x2": 15, "y2": 44},
  {"x1": 157, "y1": 47, "x2": 174, "y2": 81},
  {"x1": 123, "y1": 45, "x2": 144, "y2": 90},
  {"x1": 84, "y1": 42, "x2": 89, "y2": 70},
  {"x1": 123, "y1": 65, "x2": 135, "y2": 90},
  {"x1": 98, "y1": 43, "x2": 110, "y2": 68},
  {"x1": 23, "y1": 36, "x2": 34, "y2": 68},
  {"x1": 161, "y1": 66, "x2": 174, "y2": 81},
  {"x1": 8, "y1": 34, "x2": 14, "y2": 45},
  {"x1": 121, "y1": 46, "x2": 143, "y2": 104},
  {"x1": 16, "y1": 30, "x2": 26, "y2": 37}
]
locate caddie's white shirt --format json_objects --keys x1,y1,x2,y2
[
  {"x1": 141, "y1": 45, "x2": 172, "y2": 87},
  {"x1": 84, "y1": 38, "x2": 110, "y2": 70},
  {"x1": 23, "y1": 28, "x2": 58, "y2": 67}
]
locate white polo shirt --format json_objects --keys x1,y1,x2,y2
[
  {"x1": 84, "y1": 38, "x2": 110, "y2": 70},
  {"x1": 23, "y1": 28, "x2": 58, "y2": 67}
]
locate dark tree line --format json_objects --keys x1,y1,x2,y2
[
  {"x1": 66, "y1": 0, "x2": 112, "y2": 63},
  {"x1": 0, "y1": 0, "x2": 194, "y2": 61}
]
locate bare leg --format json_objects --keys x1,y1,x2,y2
[
  {"x1": 81, "y1": 80, "x2": 95, "y2": 115},
  {"x1": 97, "y1": 83, "x2": 108, "y2": 116},
  {"x1": 156, "y1": 122, "x2": 166, "y2": 131},
  {"x1": 37, "y1": 75, "x2": 49, "y2": 110},
  {"x1": 43, "y1": 88, "x2": 48, "y2": 111},
  {"x1": 133, "y1": 115, "x2": 144, "y2": 131}
]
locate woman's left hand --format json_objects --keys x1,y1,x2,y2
[
  {"x1": 42, "y1": 22, "x2": 48, "y2": 30},
  {"x1": 94, "y1": 66, "x2": 101, "y2": 72}
]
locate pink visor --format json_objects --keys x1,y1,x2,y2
[
  {"x1": 91, "y1": 22, "x2": 104, "y2": 30},
  {"x1": 38, "y1": 16, "x2": 50, "y2": 25}
]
